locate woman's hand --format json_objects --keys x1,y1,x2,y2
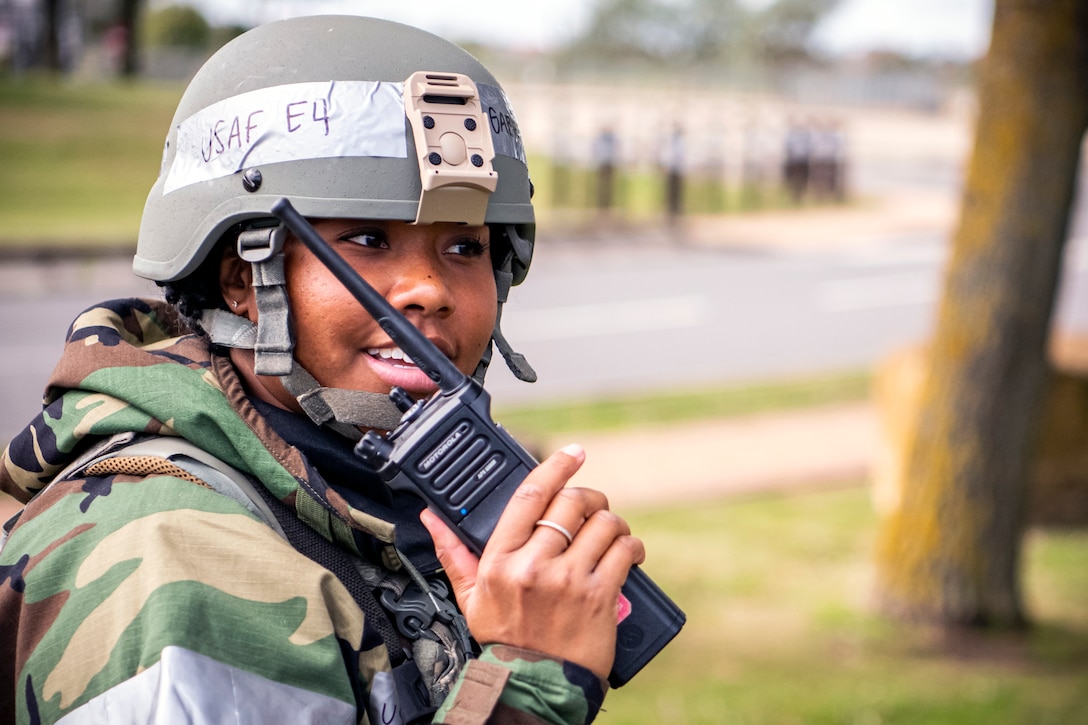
[{"x1": 419, "y1": 443, "x2": 645, "y2": 680}]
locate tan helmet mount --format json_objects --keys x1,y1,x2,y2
[{"x1": 404, "y1": 71, "x2": 498, "y2": 226}]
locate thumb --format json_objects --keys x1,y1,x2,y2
[{"x1": 420, "y1": 507, "x2": 479, "y2": 604}]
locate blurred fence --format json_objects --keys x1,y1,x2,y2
[{"x1": 503, "y1": 74, "x2": 973, "y2": 229}]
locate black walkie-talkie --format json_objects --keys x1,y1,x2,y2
[{"x1": 272, "y1": 198, "x2": 685, "y2": 687}]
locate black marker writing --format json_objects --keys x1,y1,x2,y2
[
  {"x1": 313, "y1": 99, "x2": 330, "y2": 136},
  {"x1": 487, "y1": 105, "x2": 519, "y2": 141},
  {"x1": 226, "y1": 117, "x2": 242, "y2": 149},
  {"x1": 196, "y1": 95, "x2": 334, "y2": 165},
  {"x1": 286, "y1": 101, "x2": 307, "y2": 133},
  {"x1": 245, "y1": 110, "x2": 263, "y2": 143},
  {"x1": 201, "y1": 111, "x2": 265, "y2": 163},
  {"x1": 287, "y1": 99, "x2": 331, "y2": 136},
  {"x1": 202, "y1": 119, "x2": 226, "y2": 162}
]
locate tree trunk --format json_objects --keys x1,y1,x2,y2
[
  {"x1": 874, "y1": 0, "x2": 1088, "y2": 627},
  {"x1": 38, "y1": 0, "x2": 63, "y2": 71},
  {"x1": 118, "y1": 0, "x2": 142, "y2": 78}
]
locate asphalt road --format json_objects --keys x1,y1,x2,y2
[
  {"x1": 488, "y1": 229, "x2": 1088, "y2": 403},
  {"x1": 3, "y1": 225, "x2": 1087, "y2": 445}
]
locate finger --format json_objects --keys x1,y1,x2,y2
[
  {"x1": 564, "y1": 509, "x2": 633, "y2": 572},
  {"x1": 592, "y1": 534, "x2": 647, "y2": 592},
  {"x1": 530, "y1": 487, "x2": 610, "y2": 553},
  {"x1": 532, "y1": 518, "x2": 576, "y2": 550},
  {"x1": 540, "y1": 487, "x2": 610, "y2": 524},
  {"x1": 420, "y1": 507, "x2": 479, "y2": 604},
  {"x1": 604, "y1": 540, "x2": 644, "y2": 630},
  {"x1": 488, "y1": 443, "x2": 585, "y2": 554}
]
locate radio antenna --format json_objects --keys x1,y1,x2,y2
[{"x1": 271, "y1": 198, "x2": 466, "y2": 393}]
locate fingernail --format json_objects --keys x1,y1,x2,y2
[{"x1": 560, "y1": 443, "x2": 584, "y2": 458}]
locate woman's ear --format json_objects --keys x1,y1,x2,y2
[{"x1": 219, "y1": 248, "x2": 256, "y2": 318}]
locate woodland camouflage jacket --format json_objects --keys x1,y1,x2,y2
[{"x1": 0, "y1": 298, "x2": 605, "y2": 725}]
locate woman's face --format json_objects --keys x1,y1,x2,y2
[{"x1": 226, "y1": 218, "x2": 497, "y2": 409}]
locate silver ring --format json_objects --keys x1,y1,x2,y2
[{"x1": 534, "y1": 519, "x2": 574, "y2": 545}]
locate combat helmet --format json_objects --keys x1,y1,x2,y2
[{"x1": 135, "y1": 15, "x2": 536, "y2": 436}]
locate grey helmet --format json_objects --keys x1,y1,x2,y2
[{"x1": 134, "y1": 15, "x2": 536, "y2": 436}]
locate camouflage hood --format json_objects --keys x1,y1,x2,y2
[{"x1": 1, "y1": 297, "x2": 398, "y2": 552}]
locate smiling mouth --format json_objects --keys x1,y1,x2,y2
[{"x1": 367, "y1": 346, "x2": 417, "y2": 367}]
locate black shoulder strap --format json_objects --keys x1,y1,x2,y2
[
  {"x1": 245, "y1": 478, "x2": 405, "y2": 660},
  {"x1": 245, "y1": 478, "x2": 438, "y2": 724}
]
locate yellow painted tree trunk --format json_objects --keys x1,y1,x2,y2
[{"x1": 875, "y1": 0, "x2": 1088, "y2": 627}]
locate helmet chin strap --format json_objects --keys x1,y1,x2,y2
[
  {"x1": 207, "y1": 223, "x2": 536, "y2": 439},
  {"x1": 474, "y1": 244, "x2": 536, "y2": 384},
  {"x1": 202, "y1": 307, "x2": 403, "y2": 440}
]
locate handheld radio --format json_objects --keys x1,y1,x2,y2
[{"x1": 272, "y1": 198, "x2": 685, "y2": 687}]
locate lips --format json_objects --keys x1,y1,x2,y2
[
  {"x1": 364, "y1": 345, "x2": 437, "y2": 393},
  {"x1": 367, "y1": 346, "x2": 416, "y2": 366}
]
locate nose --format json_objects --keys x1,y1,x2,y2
[{"x1": 386, "y1": 246, "x2": 453, "y2": 319}]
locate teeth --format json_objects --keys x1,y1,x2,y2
[{"x1": 367, "y1": 347, "x2": 416, "y2": 366}]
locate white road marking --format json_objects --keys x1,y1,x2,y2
[
  {"x1": 504, "y1": 295, "x2": 712, "y2": 342},
  {"x1": 824, "y1": 235, "x2": 1088, "y2": 312},
  {"x1": 834, "y1": 241, "x2": 948, "y2": 269},
  {"x1": 820, "y1": 272, "x2": 940, "y2": 312}
]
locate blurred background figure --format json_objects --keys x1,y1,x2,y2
[
  {"x1": 592, "y1": 125, "x2": 618, "y2": 216},
  {"x1": 808, "y1": 117, "x2": 847, "y2": 202},
  {"x1": 782, "y1": 117, "x2": 812, "y2": 205},
  {"x1": 662, "y1": 123, "x2": 685, "y2": 225}
]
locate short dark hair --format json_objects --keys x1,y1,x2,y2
[{"x1": 158, "y1": 231, "x2": 235, "y2": 337}]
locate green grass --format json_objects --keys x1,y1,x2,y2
[
  {"x1": 609, "y1": 486, "x2": 1088, "y2": 724},
  {"x1": 494, "y1": 370, "x2": 871, "y2": 437},
  {"x1": 0, "y1": 78, "x2": 182, "y2": 247}
]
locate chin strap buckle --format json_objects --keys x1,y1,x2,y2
[
  {"x1": 234, "y1": 222, "x2": 294, "y2": 376},
  {"x1": 237, "y1": 221, "x2": 288, "y2": 263}
]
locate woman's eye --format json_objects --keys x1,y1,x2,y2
[
  {"x1": 446, "y1": 237, "x2": 487, "y2": 257},
  {"x1": 343, "y1": 231, "x2": 388, "y2": 249}
]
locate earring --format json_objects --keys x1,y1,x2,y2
[{"x1": 231, "y1": 300, "x2": 239, "y2": 309}]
